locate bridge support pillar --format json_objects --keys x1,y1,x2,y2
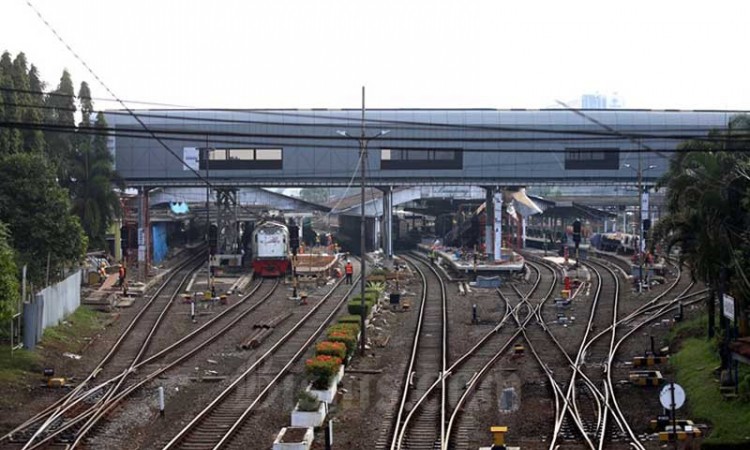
[
  {"x1": 138, "y1": 187, "x2": 151, "y2": 280},
  {"x1": 484, "y1": 187, "x2": 502, "y2": 261},
  {"x1": 493, "y1": 190, "x2": 503, "y2": 261},
  {"x1": 381, "y1": 187, "x2": 393, "y2": 259},
  {"x1": 215, "y1": 188, "x2": 239, "y2": 255}
]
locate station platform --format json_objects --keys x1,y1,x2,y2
[{"x1": 417, "y1": 244, "x2": 525, "y2": 274}]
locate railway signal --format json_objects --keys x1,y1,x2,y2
[{"x1": 659, "y1": 382, "x2": 686, "y2": 446}]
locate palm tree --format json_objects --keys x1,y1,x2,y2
[
  {"x1": 69, "y1": 112, "x2": 121, "y2": 250},
  {"x1": 654, "y1": 117, "x2": 750, "y2": 338}
]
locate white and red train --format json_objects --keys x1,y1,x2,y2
[{"x1": 251, "y1": 220, "x2": 291, "y2": 277}]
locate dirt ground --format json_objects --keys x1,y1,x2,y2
[{"x1": 0, "y1": 250, "x2": 707, "y2": 450}]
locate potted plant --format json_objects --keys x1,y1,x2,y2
[
  {"x1": 291, "y1": 390, "x2": 327, "y2": 428},
  {"x1": 316, "y1": 340, "x2": 347, "y2": 382},
  {"x1": 305, "y1": 354, "x2": 342, "y2": 403}
]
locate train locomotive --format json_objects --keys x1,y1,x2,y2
[{"x1": 251, "y1": 220, "x2": 291, "y2": 277}]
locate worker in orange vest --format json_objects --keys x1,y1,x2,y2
[
  {"x1": 117, "y1": 264, "x2": 126, "y2": 287},
  {"x1": 345, "y1": 260, "x2": 353, "y2": 284}
]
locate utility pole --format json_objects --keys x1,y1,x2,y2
[
  {"x1": 359, "y1": 86, "x2": 367, "y2": 356},
  {"x1": 336, "y1": 87, "x2": 389, "y2": 356},
  {"x1": 637, "y1": 152, "x2": 643, "y2": 293},
  {"x1": 625, "y1": 155, "x2": 655, "y2": 294},
  {"x1": 206, "y1": 145, "x2": 212, "y2": 299}
]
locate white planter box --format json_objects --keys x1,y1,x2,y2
[
  {"x1": 307, "y1": 379, "x2": 337, "y2": 404},
  {"x1": 273, "y1": 427, "x2": 314, "y2": 450},
  {"x1": 334, "y1": 364, "x2": 345, "y2": 385},
  {"x1": 291, "y1": 401, "x2": 327, "y2": 428}
]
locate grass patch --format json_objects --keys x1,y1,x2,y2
[
  {"x1": 41, "y1": 306, "x2": 104, "y2": 352},
  {"x1": 671, "y1": 338, "x2": 750, "y2": 446},
  {"x1": 0, "y1": 348, "x2": 41, "y2": 386},
  {"x1": 670, "y1": 313, "x2": 708, "y2": 343}
]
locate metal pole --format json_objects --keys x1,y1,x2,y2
[
  {"x1": 670, "y1": 382, "x2": 677, "y2": 448},
  {"x1": 637, "y1": 150, "x2": 643, "y2": 293},
  {"x1": 206, "y1": 146, "x2": 211, "y2": 297},
  {"x1": 359, "y1": 85, "x2": 367, "y2": 356}
]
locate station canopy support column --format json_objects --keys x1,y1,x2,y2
[
  {"x1": 493, "y1": 190, "x2": 503, "y2": 261},
  {"x1": 138, "y1": 186, "x2": 151, "y2": 280},
  {"x1": 215, "y1": 188, "x2": 239, "y2": 254},
  {"x1": 484, "y1": 186, "x2": 502, "y2": 261},
  {"x1": 382, "y1": 186, "x2": 393, "y2": 258}
]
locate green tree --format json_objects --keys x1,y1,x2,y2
[
  {"x1": 44, "y1": 69, "x2": 76, "y2": 183},
  {"x1": 69, "y1": 84, "x2": 121, "y2": 249},
  {"x1": 12, "y1": 54, "x2": 45, "y2": 153},
  {"x1": 0, "y1": 153, "x2": 87, "y2": 285},
  {"x1": 654, "y1": 117, "x2": 750, "y2": 338},
  {"x1": 0, "y1": 221, "x2": 18, "y2": 326},
  {"x1": 0, "y1": 51, "x2": 23, "y2": 155}
]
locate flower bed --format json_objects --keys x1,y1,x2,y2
[
  {"x1": 305, "y1": 354, "x2": 342, "y2": 389},
  {"x1": 327, "y1": 330, "x2": 357, "y2": 357},
  {"x1": 315, "y1": 341, "x2": 346, "y2": 360}
]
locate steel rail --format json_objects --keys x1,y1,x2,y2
[
  {"x1": 162, "y1": 264, "x2": 361, "y2": 450},
  {"x1": 395, "y1": 255, "x2": 546, "y2": 450},
  {"x1": 443, "y1": 259, "x2": 559, "y2": 449},
  {"x1": 388, "y1": 255, "x2": 437, "y2": 450},
  {"x1": 69, "y1": 258, "x2": 207, "y2": 448},
  {"x1": 390, "y1": 254, "x2": 447, "y2": 450},
  {"x1": 10, "y1": 250, "x2": 204, "y2": 448},
  {"x1": 572, "y1": 256, "x2": 695, "y2": 450},
  {"x1": 24, "y1": 279, "x2": 281, "y2": 450}
]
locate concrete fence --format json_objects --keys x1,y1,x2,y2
[{"x1": 23, "y1": 270, "x2": 82, "y2": 349}]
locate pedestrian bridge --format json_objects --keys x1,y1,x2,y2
[{"x1": 106, "y1": 108, "x2": 733, "y2": 188}]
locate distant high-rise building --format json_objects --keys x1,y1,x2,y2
[
  {"x1": 581, "y1": 94, "x2": 608, "y2": 109},
  {"x1": 580, "y1": 92, "x2": 624, "y2": 109}
]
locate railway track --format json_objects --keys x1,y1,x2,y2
[
  {"x1": 160, "y1": 259, "x2": 363, "y2": 450},
  {"x1": 445, "y1": 259, "x2": 551, "y2": 449},
  {"x1": 390, "y1": 254, "x2": 564, "y2": 450},
  {"x1": 549, "y1": 254, "x2": 704, "y2": 450},
  {"x1": 389, "y1": 255, "x2": 447, "y2": 450},
  {"x1": 4, "y1": 259, "x2": 287, "y2": 449},
  {"x1": 443, "y1": 259, "x2": 564, "y2": 450},
  {"x1": 3, "y1": 251, "x2": 205, "y2": 449}
]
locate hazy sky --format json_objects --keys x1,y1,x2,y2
[{"x1": 3, "y1": 1, "x2": 750, "y2": 110}]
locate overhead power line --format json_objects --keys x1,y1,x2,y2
[
  {"x1": 1, "y1": 119, "x2": 743, "y2": 150},
  {"x1": 0, "y1": 86, "x2": 744, "y2": 136}
]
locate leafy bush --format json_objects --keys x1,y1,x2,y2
[
  {"x1": 327, "y1": 331, "x2": 357, "y2": 357},
  {"x1": 326, "y1": 323, "x2": 359, "y2": 356},
  {"x1": 351, "y1": 292, "x2": 378, "y2": 304},
  {"x1": 370, "y1": 268, "x2": 387, "y2": 276},
  {"x1": 305, "y1": 354, "x2": 342, "y2": 389},
  {"x1": 329, "y1": 322, "x2": 360, "y2": 336},
  {"x1": 366, "y1": 281, "x2": 385, "y2": 293},
  {"x1": 297, "y1": 390, "x2": 321, "y2": 411},
  {"x1": 347, "y1": 300, "x2": 371, "y2": 316},
  {"x1": 337, "y1": 315, "x2": 361, "y2": 325},
  {"x1": 740, "y1": 374, "x2": 750, "y2": 403},
  {"x1": 316, "y1": 340, "x2": 347, "y2": 360}
]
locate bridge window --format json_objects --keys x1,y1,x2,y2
[
  {"x1": 380, "y1": 148, "x2": 462, "y2": 170},
  {"x1": 200, "y1": 148, "x2": 283, "y2": 170},
  {"x1": 565, "y1": 148, "x2": 619, "y2": 170}
]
